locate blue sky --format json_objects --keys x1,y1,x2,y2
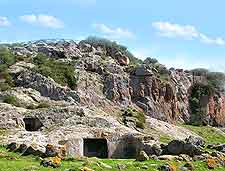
[{"x1": 1, "y1": 0, "x2": 225, "y2": 71}]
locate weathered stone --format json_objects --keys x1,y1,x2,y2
[
  {"x1": 167, "y1": 140, "x2": 184, "y2": 155},
  {"x1": 40, "y1": 156, "x2": 61, "y2": 168},
  {"x1": 179, "y1": 162, "x2": 195, "y2": 171},
  {"x1": 7, "y1": 142, "x2": 18, "y2": 151},
  {"x1": 158, "y1": 163, "x2": 176, "y2": 171},
  {"x1": 136, "y1": 150, "x2": 149, "y2": 161},
  {"x1": 158, "y1": 155, "x2": 179, "y2": 161}
]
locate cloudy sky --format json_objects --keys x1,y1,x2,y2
[{"x1": 0, "y1": 0, "x2": 225, "y2": 71}]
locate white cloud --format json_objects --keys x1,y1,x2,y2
[
  {"x1": 0, "y1": 16, "x2": 10, "y2": 27},
  {"x1": 152, "y1": 22, "x2": 198, "y2": 40},
  {"x1": 199, "y1": 34, "x2": 225, "y2": 46},
  {"x1": 152, "y1": 21, "x2": 225, "y2": 46},
  {"x1": 93, "y1": 23, "x2": 134, "y2": 39},
  {"x1": 20, "y1": 14, "x2": 64, "y2": 29}
]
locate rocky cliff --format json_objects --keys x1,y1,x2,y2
[{"x1": 0, "y1": 38, "x2": 224, "y2": 157}]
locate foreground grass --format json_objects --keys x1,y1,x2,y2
[
  {"x1": 182, "y1": 125, "x2": 225, "y2": 144},
  {"x1": 1, "y1": 147, "x2": 225, "y2": 171}
]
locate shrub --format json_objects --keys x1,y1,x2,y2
[
  {"x1": 206, "y1": 72, "x2": 225, "y2": 91},
  {"x1": 0, "y1": 83, "x2": 11, "y2": 91},
  {"x1": 33, "y1": 53, "x2": 77, "y2": 89},
  {"x1": 37, "y1": 102, "x2": 50, "y2": 109},
  {"x1": 80, "y1": 36, "x2": 142, "y2": 66},
  {"x1": 122, "y1": 108, "x2": 146, "y2": 129},
  {"x1": 0, "y1": 48, "x2": 15, "y2": 66},
  {"x1": 189, "y1": 83, "x2": 214, "y2": 125},
  {"x1": 191, "y1": 68, "x2": 209, "y2": 76},
  {"x1": 3, "y1": 96, "x2": 20, "y2": 107},
  {"x1": 191, "y1": 68, "x2": 225, "y2": 92},
  {"x1": 144, "y1": 57, "x2": 158, "y2": 65}
]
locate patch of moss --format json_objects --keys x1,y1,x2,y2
[
  {"x1": 159, "y1": 135, "x2": 173, "y2": 144},
  {"x1": 122, "y1": 108, "x2": 146, "y2": 129},
  {"x1": 3, "y1": 96, "x2": 20, "y2": 107}
]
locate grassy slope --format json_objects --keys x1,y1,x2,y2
[
  {"x1": 1, "y1": 147, "x2": 225, "y2": 171},
  {"x1": 181, "y1": 125, "x2": 225, "y2": 144},
  {"x1": 1, "y1": 125, "x2": 225, "y2": 171}
]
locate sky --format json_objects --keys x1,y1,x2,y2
[{"x1": 0, "y1": 0, "x2": 225, "y2": 71}]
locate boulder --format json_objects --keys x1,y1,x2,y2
[
  {"x1": 40, "y1": 156, "x2": 61, "y2": 168},
  {"x1": 167, "y1": 140, "x2": 185, "y2": 155},
  {"x1": 179, "y1": 162, "x2": 195, "y2": 171},
  {"x1": 115, "y1": 52, "x2": 130, "y2": 66},
  {"x1": 7, "y1": 142, "x2": 18, "y2": 151},
  {"x1": 165, "y1": 139, "x2": 203, "y2": 156},
  {"x1": 136, "y1": 150, "x2": 149, "y2": 161},
  {"x1": 185, "y1": 136, "x2": 205, "y2": 147},
  {"x1": 158, "y1": 155, "x2": 180, "y2": 161},
  {"x1": 158, "y1": 163, "x2": 176, "y2": 171}
]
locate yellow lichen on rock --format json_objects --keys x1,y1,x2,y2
[
  {"x1": 207, "y1": 158, "x2": 218, "y2": 169},
  {"x1": 49, "y1": 156, "x2": 61, "y2": 165}
]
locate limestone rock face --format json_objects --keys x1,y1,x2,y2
[
  {"x1": 15, "y1": 71, "x2": 80, "y2": 103},
  {"x1": 13, "y1": 40, "x2": 82, "y2": 59}
]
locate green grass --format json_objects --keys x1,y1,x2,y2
[
  {"x1": 1, "y1": 147, "x2": 225, "y2": 171},
  {"x1": 159, "y1": 135, "x2": 173, "y2": 144},
  {"x1": 182, "y1": 124, "x2": 225, "y2": 144}
]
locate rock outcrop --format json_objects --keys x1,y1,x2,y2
[{"x1": 0, "y1": 39, "x2": 225, "y2": 159}]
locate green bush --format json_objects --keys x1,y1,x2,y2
[
  {"x1": 0, "y1": 48, "x2": 16, "y2": 91},
  {"x1": 0, "y1": 83, "x2": 11, "y2": 91},
  {"x1": 191, "y1": 68, "x2": 209, "y2": 76},
  {"x1": 144, "y1": 57, "x2": 158, "y2": 65},
  {"x1": 191, "y1": 68, "x2": 225, "y2": 92},
  {"x1": 189, "y1": 83, "x2": 214, "y2": 125},
  {"x1": 37, "y1": 102, "x2": 50, "y2": 108},
  {"x1": 206, "y1": 72, "x2": 225, "y2": 91},
  {"x1": 0, "y1": 48, "x2": 15, "y2": 66},
  {"x1": 80, "y1": 37, "x2": 142, "y2": 66},
  {"x1": 27, "y1": 102, "x2": 50, "y2": 110},
  {"x1": 33, "y1": 53, "x2": 77, "y2": 89},
  {"x1": 3, "y1": 96, "x2": 20, "y2": 107}
]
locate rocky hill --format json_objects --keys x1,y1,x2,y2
[{"x1": 0, "y1": 37, "x2": 225, "y2": 160}]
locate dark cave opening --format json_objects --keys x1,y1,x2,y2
[
  {"x1": 83, "y1": 138, "x2": 108, "y2": 158},
  {"x1": 23, "y1": 118, "x2": 43, "y2": 131}
]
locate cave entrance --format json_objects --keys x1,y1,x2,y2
[
  {"x1": 83, "y1": 138, "x2": 108, "y2": 158},
  {"x1": 23, "y1": 118, "x2": 43, "y2": 131}
]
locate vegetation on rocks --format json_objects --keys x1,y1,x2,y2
[
  {"x1": 81, "y1": 36, "x2": 142, "y2": 66},
  {"x1": 0, "y1": 48, "x2": 16, "y2": 91},
  {"x1": 122, "y1": 108, "x2": 146, "y2": 129},
  {"x1": 191, "y1": 68, "x2": 225, "y2": 92},
  {"x1": 1, "y1": 146, "x2": 225, "y2": 171},
  {"x1": 33, "y1": 53, "x2": 77, "y2": 89},
  {"x1": 3, "y1": 95, "x2": 20, "y2": 107},
  {"x1": 189, "y1": 83, "x2": 214, "y2": 125},
  {"x1": 182, "y1": 124, "x2": 225, "y2": 144}
]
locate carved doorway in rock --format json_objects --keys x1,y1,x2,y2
[
  {"x1": 23, "y1": 118, "x2": 43, "y2": 131},
  {"x1": 83, "y1": 138, "x2": 108, "y2": 158}
]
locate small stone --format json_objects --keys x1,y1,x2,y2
[
  {"x1": 141, "y1": 165, "x2": 148, "y2": 170},
  {"x1": 97, "y1": 162, "x2": 112, "y2": 169},
  {"x1": 158, "y1": 155, "x2": 179, "y2": 161},
  {"x1": 158, "y1": 163, "x2": 176, "y2": 171},
  {"x1": 136, "y1": 151, "x2": 149, "y2": 161},
  {"x1": 117, "y1": 164, "x2": 126, "y2": 170},
  {"x1": 180, "y1": 162, "x2": 194, "y2": 171}
]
